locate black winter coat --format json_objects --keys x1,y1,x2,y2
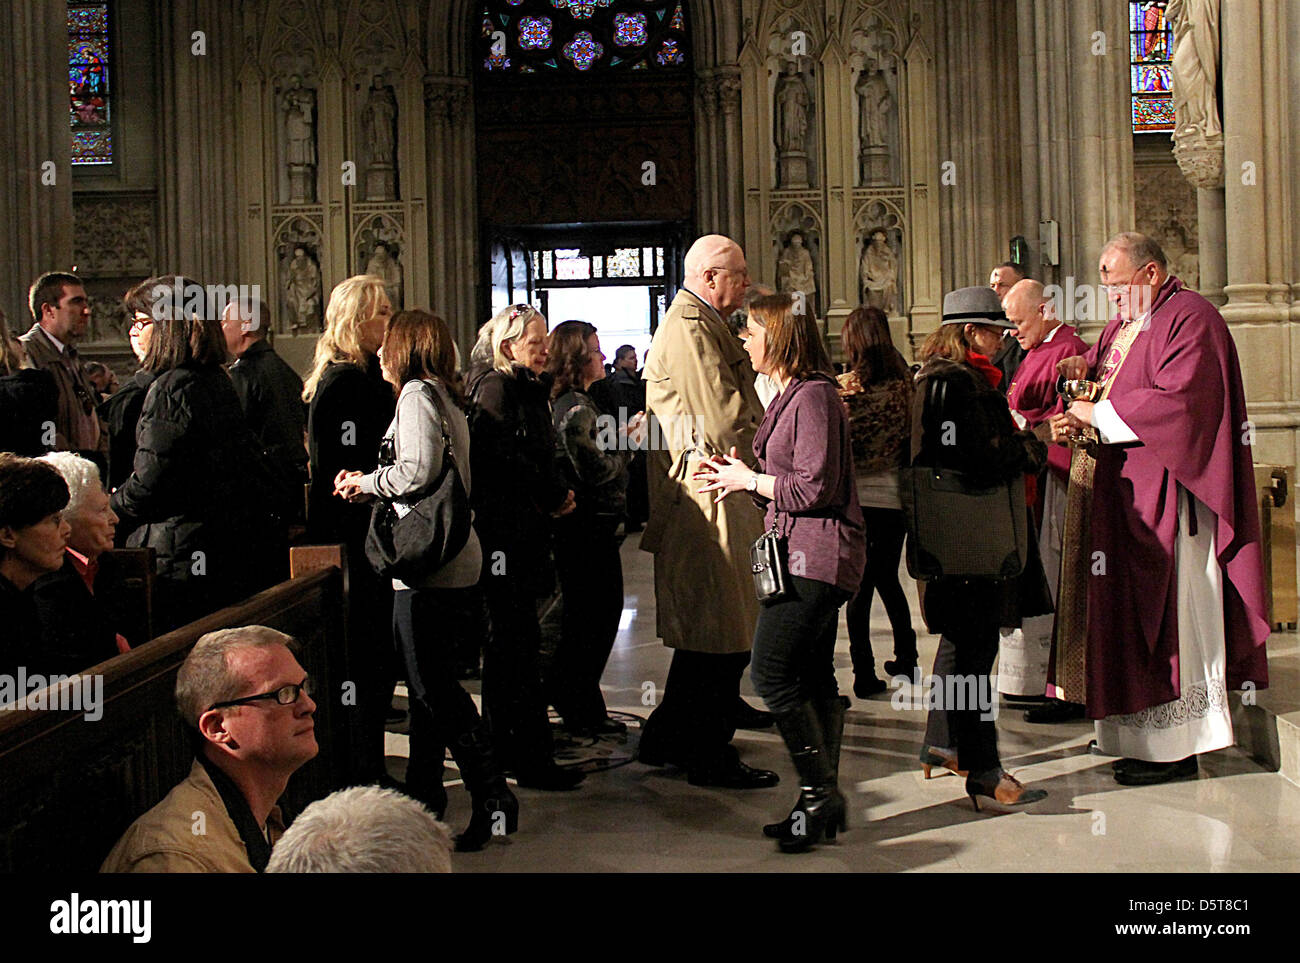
[
  {"x1": 306, "y1": 357, "x2": 395, "y2": 547},
  {"x1": 466, "y1": 363, "x2": 569, "y2": 595},
  {"x1": 911, "y1": 356, "x2": 1052, "y2": 632},
  {"x1": 230, "y1": 340, "x2": 308, "y2": 521},
  {"x1": 100, "y1": 369, "x2": 155, "y2": 492},
  {"x1": 29, "y1": 554, "x2": 124, "y2": 675},
  {"x1": 109, "y1": 363, "x2": 278, "y2": 628},
  {"x1": 0, "y1": 368, "x2": 57, "y2": 456}
]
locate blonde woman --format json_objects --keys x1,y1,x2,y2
[
  {"x1": 465, "y1": 303, "x2": 582, "y2": 791},
  {"x1": 304, "y1": 274, "x2": 395, "y2": 784}
]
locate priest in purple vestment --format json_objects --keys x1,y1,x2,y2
[
  {"x1": 1054, "y1": 232, "x2": 1269, "y2": 786},
  {"x1": 1000, "y1": 279, "x2": 1090, "y2": 717}
]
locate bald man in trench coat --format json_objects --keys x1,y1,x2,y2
[{"x1": 636, "y1": 235, "x2": 778, "y2": 789}]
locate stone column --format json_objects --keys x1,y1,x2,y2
[
  {"x1": 693, "y1": 75, "x2": 721, "y2": 235},
  {"x1": 157, "y1": 0, "x2": 241, "y2": 284},
  {"x1": 716, "y1": 69, "x2": 744, "y2": 242},
  {"x1": 1015, "y1": 0, "x2": 1133, "y2": 340},
  {"x1": 424, "y1": 77, "x2": 478, "y2": 353},
  {"x1": 0, "y1": 1, "x2": 74, "y2": 323}
]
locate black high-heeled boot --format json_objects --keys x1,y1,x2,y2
[
  {"x1": 765, "y1": 696, "x2": 847, "y2": 838},
  {"x1": 449, "y1": 723, "x2": 519, "y2": 852},
  {"x1": 767, "y1": 702, "x2": 846, "y2": 853}
]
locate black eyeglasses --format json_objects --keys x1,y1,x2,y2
[{"x1": 209, "y1": 676, "x2": 309, "y2": 711}]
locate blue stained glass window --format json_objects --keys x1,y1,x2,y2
[
  {"x1": 520, "y1": 16, "x2": 552, "y2": 49},
  {"x1": 1129, "y1": 1, "x2": 1173, "y2": 132},
  {"x1": 479, "y1": 0, "x2": 688, "y2": 76},
  {"x1": 68, "y1": 2, "x2": 113, "y2": 165},
  {"x1": 563, "y1": 31, "x2": 603, "y2": 70},
  {"x1": 613, "y1": 12, "x2": 647, "y2": 46}
]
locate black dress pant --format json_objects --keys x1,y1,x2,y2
[
  {"x1": 352, "y1": 557, "x2": 397, "y2": 783},
  {"x1": 750, "y1": 576, "x2": 847, "y2": 715},
  {"x1": 845, "y1": 507, "x2": 917, "y2": 674},
  {"x1": 481, "y1": 573, "x2": 557, "y2": 775},
  {"x1": 642, "y1": 648, "x2": 750, "y2": 772},
  {"x1": 921, "y1": 579, "x2": 1001, "y2": 773},
  {"x1": 393, "y1": 587, "x2": 488, "y2": 793},
  {"x1": 551, "y1": 514, "x2": 623, "y2": 728}
]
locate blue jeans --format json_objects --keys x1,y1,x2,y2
[{"x1": 751, "y1": 576, "x2": 849, "y2": 715}]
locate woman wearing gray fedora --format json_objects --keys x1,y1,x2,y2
[{"x1": 910, "y1": 286, "x2": 1052, "y2": 809}]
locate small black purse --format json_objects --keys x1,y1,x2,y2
[{"x1": 750, "y1": 518, "x2": 791, "y2": 603}]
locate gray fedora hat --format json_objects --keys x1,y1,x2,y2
[{"x1": 941, "y1": 285, "x2": 1015, "y2": 329}]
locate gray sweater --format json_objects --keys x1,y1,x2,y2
[{"x1": 358, "y1": 378, "x2": 482, "y2": 590}]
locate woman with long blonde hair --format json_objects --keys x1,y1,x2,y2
[{"x1": 304, "y1": 274, "x2": 396, "y2": 784}]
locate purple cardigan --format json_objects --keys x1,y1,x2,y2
[{"x1": 753, "y1": 374, "x2": 866, "y2": 594}]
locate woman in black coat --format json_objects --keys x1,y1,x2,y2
[
  {"x1": 466, "y1": 304, "x2": 583, "y2": 790},
  {"x1": 109, "y1": 277, "x2": 278, "y2": 631},
  {"x1": 545, "y1": 321, "x2": 641, "y2": 737},
  {"x1": 912, "y1": 287, "x2": 1050, "y2": 809},
  {"x1": 303, "y1": 274, "x2": 395, "y2": 783},
  {"x1": 100, "y1": 287, "x2": 159, "y2": 495}
]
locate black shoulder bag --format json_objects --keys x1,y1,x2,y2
[{"x1": 365, "y1": 381, "x2": 473, "y2": 582}]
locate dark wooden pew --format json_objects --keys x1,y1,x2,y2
[{"x1": 0, "y1": 557, "x2": 357, "y2": 873}]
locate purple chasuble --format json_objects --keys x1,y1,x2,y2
[
  {"x1": 1082, "y1": 277, "x2": 1269, "y2": 717},
  {"x1": 1006, "y1": 324, "x2": 1090, "y2": 481}
]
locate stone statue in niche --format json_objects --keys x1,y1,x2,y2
[
  {"x1": 284, "y1": 245, "x2": 322, "y2": 332},
  {"x1": 365, "y1": 241, "x2": 403, "y2": 310},
  {"x1": 1168, "y1": 0, "x2": 1223, "y2": 188},
  {"x1": 776, "y1": 231, "x2": 816, "y2": 310},
  {"x1": 281, "y1": 77, "x2": 317, "y2": 204},
  {"x1": 362, "y1": 75, "x2": 398, "y2": 201},
  {"x1": 774, "y1": 61, "x2": 811, "y2": 188},
  {"x1": 860, "y1": 229, "x2": 898, "y2": 316},
  {"x1": 856, "y1": 64, "x2": 894, "y2": 185}
]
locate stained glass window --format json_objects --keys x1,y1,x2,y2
[
  {"x1": 613, "y1": 13, "x2": 647, "y2": 46},
  {"x1": 1130, "y1": 1, "x2": 1174, "y2": 133},
  {"x1": 520, "y1": 16, "x2": 552, "y2": 49},
  {"x1": 69, "y1": 2, "x2": 113, "y2": 165},
  {"x1": 563, "y1": 31, "x2": 603, "y2": 70},
  {"x1": 478, "y1": 1, "x2": 689, "y2": 76}
]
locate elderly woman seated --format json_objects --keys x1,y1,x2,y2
[
  {"x1": 0, "y1": 454, "x2": 71, "y2": 679},
  {"x1": 30, "y1": 452, "x2": 131, "y2": 675}
]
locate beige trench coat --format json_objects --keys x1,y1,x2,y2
[{"x1": 641, "y1": 289, "x2": 765, "y2": 654}]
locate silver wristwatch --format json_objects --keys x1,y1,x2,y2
[{"x1": 745, "y1": 473, "x2": 759, "y2": 492}]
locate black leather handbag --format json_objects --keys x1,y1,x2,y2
[
  {"x1": 365, "y1": 381, "x2": 473, "y2": 583},
  {"x1": 901, "y1": 377, "x2": 1029, "y2": 581},
  {"x1": 750, "y1": 518, "x2": 791, "y2": 603}
]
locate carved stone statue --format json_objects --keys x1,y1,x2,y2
[
  {"x1": 777, "y1": 232, "x2": 816, "y2": 306},
  {"x1": 1168, "y1": 0, "x2": 1220, "y2": 141},
  {"x1": 856, "y1": 67, "x2": 892, "y2": 148},
  {"x1": 284, "y1": 245, "x2": 322, "y2": 332},
  {"x1": 362, "y1": 75, "x2": 398, "y2": 200},
  {"x1": 774, "y1": 61, "x2": 811, "y2": 188},
  {"x1": 1168, "y1": 0, "x2": 1223, "y2": 188},
  {"x1": 281, "y1": 77, "x2": 317, "y2": 203},
  {"x1": 366, "y1": 241, "x2": 403, "y2": 310},
  {"x1": 860, "y1": 229, "x2": 898, "y2": 316},
  {"x1": 362, "y1": 76, "x2": 397, "y2": 165}
]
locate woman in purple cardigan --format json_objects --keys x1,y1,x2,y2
[{"x1": 696, "y1": 293, "x2": 866, "y2": 853}]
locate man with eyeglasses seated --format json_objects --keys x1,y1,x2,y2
[{"x1": 101, "y1": 626, "x2": 318, "y2": 872}]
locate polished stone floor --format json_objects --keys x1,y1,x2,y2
[{"x1": 388, "y1": 537, "x2": 1300, "y2": 873}]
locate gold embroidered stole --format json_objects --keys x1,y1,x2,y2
[{"x1": 1050, "y1": 320, "x2": 1145, "y2": 703}]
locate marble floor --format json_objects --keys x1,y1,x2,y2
[{"x1": 387, "y1": 537, "x2": 1300, "y2": 873}]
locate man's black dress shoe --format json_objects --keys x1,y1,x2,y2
[
  {"x1": 853, "y1": 675, "x2": 888, "y2": 698},
  {"x1": 734, "y1": 698, "x2": 775, "y2": 730},
  {"x1": 1113, "y1": 755, "x2": 1198, "y2": 786},
  {"x1": 1023, "y1": 699, "x2": 1086, "y2": 724},
  {"x1": 688, "y1": 759, "x2": 780, "y2": 789}
]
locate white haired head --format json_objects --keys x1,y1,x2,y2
[
  {"x1": 265, "y1": 785, "x2": 453, "y2": 873},
  {"x1": 37, "y1": 451, "x2": 102, "y2": 519}
]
